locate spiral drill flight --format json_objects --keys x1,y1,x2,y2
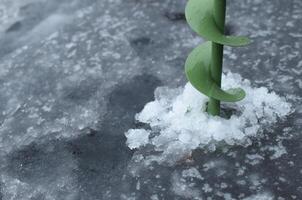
[{"x1": 185, "y1": 0, "x2": 250, "y2": 116}]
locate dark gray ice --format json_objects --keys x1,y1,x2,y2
[{"x1": 0, "y1": 0, "x2": 301, "y2": 199}]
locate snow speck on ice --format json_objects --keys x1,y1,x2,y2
[
  {"x1": 242, "y1": 193, "x2": 274, "y2": 200},
  {"x1": 125, "y1": 72, "x2": 292, "y2": 164}
]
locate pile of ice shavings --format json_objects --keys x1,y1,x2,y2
[{"x1": 125, "y1": 72, "x2": 292, "y2": 163}]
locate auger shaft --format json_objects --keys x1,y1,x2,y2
[
  {"x1": 207, "y1": 0, "x2": 226, "y2": 116},
  {"x1": 185, "y1": 0, "x2": 249, "y2": 117}
]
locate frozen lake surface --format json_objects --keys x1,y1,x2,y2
[{"x1": 0, "y1": 0, "x2": 301, "y2": 199}]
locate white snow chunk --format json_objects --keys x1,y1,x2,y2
[
  {"x1": 125, "y1": 72, "x2": 292, "y2": 163},
  {"x1": 125, "y1": 129, "x2": 151, "y2": 149}
]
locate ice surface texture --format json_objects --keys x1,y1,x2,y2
[
  {"x1": 0, "y1": 0, "x2": 301, "y2": 199},
  {"x1": 126, "y1": 72, "x2": 292, "y2": 164}
]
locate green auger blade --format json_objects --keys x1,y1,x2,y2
[
  {"x1": 185, "y1": 42, "x2": 246, "y2": 102},
  {"x1": 185, "y1": 0, "x2": 250, "y2": 47}
]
